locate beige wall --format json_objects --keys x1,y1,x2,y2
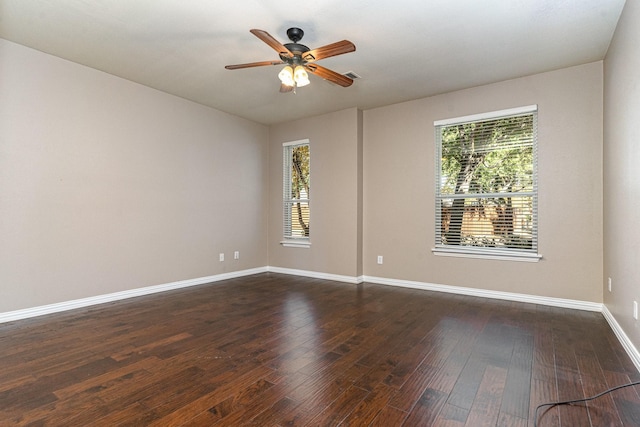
[
  {"x1": 268, "y1": 108, "x2": 363, "y2": 278},
  {"x1": 363, "y1": 62, "x2": 604, "y2": 302},
  {"x1": 0, "y1": 39, "x2": 269, "y2": 312},
  {"x1": 604, "y1": 1, "x2": 640, "y2": 350},
  {"x1": 0, "y1": 37, "x2": 610, "y2": 314}
]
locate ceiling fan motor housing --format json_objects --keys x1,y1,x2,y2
[{"x1": 281, "y1": 28, "x2": 309, "y2": 64}]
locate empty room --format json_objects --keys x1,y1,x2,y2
[{"x1": 1, "y1": 1, "x2": 639, "y2": 426}]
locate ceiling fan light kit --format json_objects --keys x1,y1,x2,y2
[
  {"x1": 225, "y1": 27, "x2": 356, "y2": 93},
  {"x1": 278, "y1": 65, "x2": 310, "y2": 88}
]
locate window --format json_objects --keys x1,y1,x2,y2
[
  {"x1": 434, "y1": 105, "x2": 540, "y2": 261},
  {"x1": 282, "y1": 140, "x2": 310, "y2": 247}
]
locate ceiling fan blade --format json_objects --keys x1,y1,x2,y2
[
  {"x1": 250, "y1": 29, "x2": 293, "y2": 58},
  {"x1": 225, "y1": 60, "x2": 284, "y2": 70},
  {"x1": 280, "y1": 84, "x2": 294, "y2": 93},
  {"x1": 305, "y1": 64, "x2": 353, "y2": 87},
  {"x1": 302, "y1": 40, "x2": 356, "y2": 62}
]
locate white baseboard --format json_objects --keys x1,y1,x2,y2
[
  {"x1": 267, "y1": 266, "x2": 362, "y2": 284},
  {"x1": 602, "y1": 306, "x2": 640, "y2": 373},
  {"x1": 6, "y1": 268, "x2": 600, "y2": 324},
  {"x1": 3, "y1": 267, "x2": 637, "y2": 374},
  {"x1": 362, "y1": 275, "x2": 603, "y2": 312},
  {"x1": 266, "y1": 268, "x2": 603, "y2": 311},
  {"x1": 0, "y1": 267, "x2": 267, "y2": 323}
]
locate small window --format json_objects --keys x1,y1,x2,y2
[
  {"x1": 434, "y1": 106, "x2": 541, "y2": 261},
  {"x1": 282, "y1": 140, "x2": 310, "y2": 247}
]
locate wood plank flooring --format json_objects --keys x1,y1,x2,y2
[{"x1": 1, "y1": 273, "x2": 639, "y2": 426}]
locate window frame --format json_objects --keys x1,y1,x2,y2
[
  {"x1": 281, "y1": 139, "x2": 311, "y2": 248},
  {"x1": 432, "y1": 105, "x2": 542, "y2": 262}
]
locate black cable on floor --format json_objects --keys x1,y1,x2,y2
[{"x1": 533, "y1": 380, "x2": 640, "y2": 427}]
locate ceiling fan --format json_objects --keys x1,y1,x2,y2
[{"x1": 225, "y1": 28, "x2": 356, "y2": 92}]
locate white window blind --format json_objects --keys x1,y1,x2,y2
[
  {"x1": 434, "y1": 106, "x2": 539, "y2": 259},
  {"x1": 283, "y1": 140, "x2": 310, "y2": 243}
]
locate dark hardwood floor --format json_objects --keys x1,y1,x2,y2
[{"x1": 1, "y1": 273, "x2": 639, "y2": 426}]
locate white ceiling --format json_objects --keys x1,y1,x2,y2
[{"x1": 0, "y1": 0, "x2": 626, "y2": 125}]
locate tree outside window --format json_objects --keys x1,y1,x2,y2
[
  {"x1": 283, "y1": 141, "x2": 310, "y2": 241},
  {"x1": 435, "y1": 107, "x2": 538, "y2": 257}
]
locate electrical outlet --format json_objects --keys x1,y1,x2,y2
[
  {"x1": 377, "y1": 255, "x2": 383, "y2": 265},
  {"x1": 608, "y1": 277, "x2": 612, "y2": 292},
  {"x1": 234, "y1": 251, "x2": 239, "y2": 260},
  {"x1": 219, "y1": 253, "x2": 224, "y2": 262},
  {"x1": 634, "y1": 301, "x2": 638, "y2": 320}
]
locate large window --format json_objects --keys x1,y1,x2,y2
[
  {"x1": 434, "y1": 106, "x2": 540, "y2": 261},
  {"x1": 282, "y1": 140, "x2": 310, "y2": 247}
]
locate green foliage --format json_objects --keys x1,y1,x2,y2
[
  {"x1": 291, "y1": 145, "x2": 310, "y2": 237},
  {"x1": 440, "y1": 115, "x2": 533, "y2": 195},
  {"x1": 291, "y1": 145, "x2": 310, "y2": 199},
  {"x1": 439, "y1": 114, "x2": 535, "y2": 249}
]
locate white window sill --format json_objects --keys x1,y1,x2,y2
[
  {"x1": 281, "y1": 240, "x2": 311, "y2": 248},
  {"x1": 432, "y1": 247, "x2": 542, "y2": 262}
]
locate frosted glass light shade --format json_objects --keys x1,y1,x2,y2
[
  {"x1": 278, "y1": 66, "x2": 294, "y2": 86},
  {"x1": 293, "y1": 66, "x2": 310, "y2": 87}
]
